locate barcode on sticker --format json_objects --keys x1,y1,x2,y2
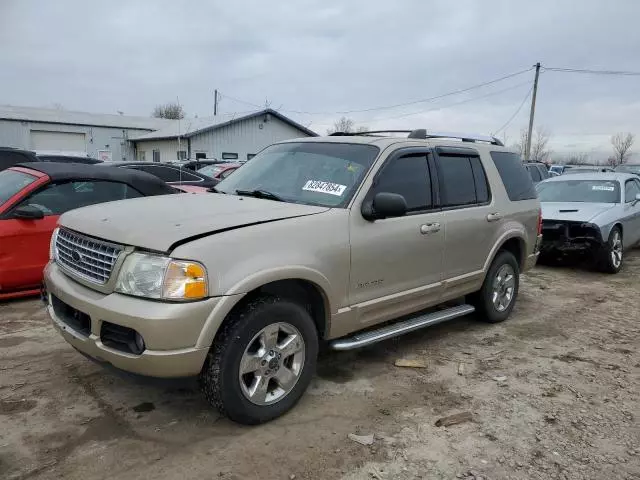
[
  {"x1": 302, "y1": 180, "x2": 347, "y2": 196},
  {"x1": 592, "y1": 185, "x2": 615, "y2": 191}
]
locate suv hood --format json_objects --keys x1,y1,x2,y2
[
  {"x1": 59, "y1": 193, "x2": 329, "y2": 252},
  {"x1": 541, "y1": 202, "x2": 616, "y2": 223}
]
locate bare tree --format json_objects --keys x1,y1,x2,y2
[
  {"x1": 327, "y1": 117, "x2": 369, "y2": 134},
  {"x1": 152, "y1": 102, "x2": 185, "y2": 120},
  {"x1": 610, "y1": 132, "x2": 635, "y2": 167},
  {"x1": 512, "y1": 127, "x2": 551, "y2": 162},
  {"x1": 563, "y1": 152, "x2": 589, "y2": 165}
]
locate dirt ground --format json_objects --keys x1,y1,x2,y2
[{"x1": 1, "y1": 255, "x2": 639, "y2": 480}]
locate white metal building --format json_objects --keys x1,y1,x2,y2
[
  {"x1": 131, "y1": 109, "x2": 317, "y2": 163},
  {"x1": 0, "y1": 105, "x2": 174, "y2": 161}
]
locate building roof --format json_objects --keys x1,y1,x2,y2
[
  {"x1": 0, "y1": 105, "x2": 175, "y2": 130},
  {"x1": 131, "y1": 109, "x2": 317, "y2": 141},
  {"x1": 15, "y1": 162, "x2": 176, "y2": 196}
]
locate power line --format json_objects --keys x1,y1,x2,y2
[
  {"x1": 492, "y1": 83, "x2": 535, "y2": 136},
  {"x1": 219, "y1": 67, "x2": 534, "y2": 116},
  {"x1": 543, "y1": 67, "x2": 640, "y2": 76}
]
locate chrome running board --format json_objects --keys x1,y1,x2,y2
[{"x1": 329, "y1": 304, "x2": 475, "y2": 351}]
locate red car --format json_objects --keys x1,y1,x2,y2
[
  {"x1": 0, "y1": 163, "x2": 176, "y2": 300},
  {"x1": 197, "y1": 162, "x2": 241, "y2": 181}
]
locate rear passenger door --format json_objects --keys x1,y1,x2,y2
[
  {"x1": 433, "y1": 148, "x2": 495, "y2": 291},
  {"x1": 623, "y1": 178, "x2": 640, "y2": 245}
]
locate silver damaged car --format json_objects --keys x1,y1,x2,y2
[{"x1": 537, "y1": 172, "x2": 640, "y2": 273}]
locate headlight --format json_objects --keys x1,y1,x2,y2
[
  {"x1": 114, "y1": 253, "x2": 208, "y2": 301},
  {"x1": 49, "y1": 227, "x2": 59, "y2": 260}
]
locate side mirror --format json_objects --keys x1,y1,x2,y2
[
  {"x1": 13, "y1": 205, "x2": 45, "y2": 220},
  {"x1": 362, "y1": 192, "x2": 407, "y2": 221},
  {"x1": 634, "y1": 193, "x2": 640, "y2": 205}
]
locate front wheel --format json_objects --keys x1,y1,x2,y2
[
  {"x1": 199, "y1": 296, "x2": 318, "y2": 425},
  {"x1": 470, "y1": 250, "x2": 520, "y2": 323},
  {"x1": 599, "y1": 227, "x2": 623, "y2": 274}
]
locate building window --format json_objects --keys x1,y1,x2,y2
[
  {"x1": 222, "y1": 152, "x2": 238, "y2": 160},
  {"x1": 137, "y1": 151, "x2": 146, "y2": 162},
  {"x1": 247, "y1": 153, "x2": 256, "y2": 161},
  {"x1": 152, "y1": 150, "x2": 160, "y2": 163},
  {"x1": 177, "y1": 150, "x2": 187, "y2": 160},
  {"x1": 195, "y1": 152, "x2": 206, "y2": 160}
]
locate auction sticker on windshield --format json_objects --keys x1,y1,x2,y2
[
  {"x1": 592, "y1": 185, "x2": 615, "y2": 191},
  {"x1": 303, "y1": 180, "x2": 347, "y2": 196}
]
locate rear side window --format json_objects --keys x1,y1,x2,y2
[
  {"x1": 527, "y1": 165, "x2": 542, "y2": 182},
  {"x1": 373, "y1": 153, "x2": 431, "y2": 212},
  {"x1": 0, "y1": 169, "x2": 38, "y2": 205},
  {"x1": 491, "y1": 152, "x2": 536, "y2": 200},
  {"x1": 438, "y1": 155, "x2": 490, "y2": 207},
  {"x1": 137, "y1": 165, "x2": 201, "y2": 182},
  {"x1": 537, "y1": 165, "x2": 550, "y2": 180}
]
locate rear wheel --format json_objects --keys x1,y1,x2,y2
[
  {"x1": 599, "y1": 227, "x2": 623, "y2": 274},
  {"x1": 470, "y1": 250, "x2": 520, "y2": 323},
  {"x1": 199, "y1": 296, "x2": 318, "y2": 425}
]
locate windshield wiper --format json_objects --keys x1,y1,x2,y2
[{"x1": 235, "y1": 189, "x2": 284, "y2": 202}]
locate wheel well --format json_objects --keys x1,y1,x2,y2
[
  {"x1": 230, "y1": 279, "x2": 328, "y2": 338},
  {"x1": 498, "y1": 237, "x2": 524, "y2": 269}
]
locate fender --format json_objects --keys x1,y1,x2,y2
[
  {"x1": 483, "y1": 227, "x2": 527, "y2": 273},
  {"x1": 195, "y1": 266, "x2": 333, "y2": 348}
]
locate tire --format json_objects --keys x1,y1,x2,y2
[
  {"x1": 599, "y1": 227, "x2": 623, "y2": 274},
  {"x1": 199, "y1": 296, "x2": 318, "y2": 425},
  {"x1": 470, "y1": 250, "x2": 520, "y2": 323}
]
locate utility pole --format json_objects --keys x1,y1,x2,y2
[
  {"x1": 524, "y1": 62, "x2": 541, "y2": 161},
  {"x1": 214, "y1": 89, "x2": 218, "y2": 116}
]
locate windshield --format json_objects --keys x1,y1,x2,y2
[
  {"x1": 0, "y1": 169, "x2": 38, "y2": 206},
  {"x1": 215, "y1": 142, "x2": 380, "y2": 207},
  {"x1": 615, "y1": 165, "x2": 640, "y2": 174},
  {"x1": 537, "y1": 179, "x2": 620, "y2": 203}
]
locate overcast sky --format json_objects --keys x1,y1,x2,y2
[{"x1": 1, "y1": 0, "x2": 639, "y2": 159}]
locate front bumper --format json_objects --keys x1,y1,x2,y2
[
  {"x1": 44, "y1": 261, "x2": 218, "y2": 378},
  {"x1": 540, "y1": 221, "x2": 604, "y2": 255}
]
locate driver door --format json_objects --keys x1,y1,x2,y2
[
  {"x1": 349, "y1": 149, "x2": 444, "y2": 328},
  {"x1": 623, "y1": 178, "x2": 640, "y2": 245}
]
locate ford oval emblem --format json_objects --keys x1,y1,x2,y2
[{"x1": 71, "y1": 250, "x2": 83, "y2": 264}]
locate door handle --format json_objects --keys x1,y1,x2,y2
[
  {"x1": 420, "y1": 222, "x2": 441, "y2": 234},
  {"x1": 486, "y1": 212, "x2": 502, "y2": 222}
]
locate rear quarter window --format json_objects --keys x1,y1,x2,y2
[{"x1": 490, "y1": 152, "x2": 537, "y2": 201}]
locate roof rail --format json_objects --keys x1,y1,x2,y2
[{"x1": 329, "y1": 129, "x2": 504, "y2": 146}]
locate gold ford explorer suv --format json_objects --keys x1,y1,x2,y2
[{"x1": 44, "y1": 129, "x2": 542, "y2": 424}]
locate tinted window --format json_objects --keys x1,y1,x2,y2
[
  {"x1": 0, "y1": 169, "x2": 38, "y2": 205},
  {"x1": 470, "y1": 156, "x2": 490, "y2": 203},
  {"x1": 537, "y1": 180, "x2": 620, "y2": 204},
  {"x1": 15, "y1": 181, "x2": 142, "y2": 216},
  {"x1": 217, "y1": 142, "x2": 379, "y2": 208},
  {"x1": 137, "y1": 165, "x2": 200, "y2": 182},
  {"x1": 537, "y1": 165, "x2": 550, "y2": 180},
  {"x1": 490, "y1": 152, "x2": 536, "y2": 201},
  {"x1": 373, "y1": 153, "x2": 431, "y2": 212},
  {"x1": 439, "y1": 156, "x2": 477, "y2": 207},
  {"x1": 528, "y1": 165, "x2": 542, "y2": 182},
  {"x1": 625, "y1": 179, "x2": 640, "y2": 202}
]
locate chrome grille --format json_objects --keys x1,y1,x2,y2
[{"x1": 55, "y1": 228, "x2": 122, "y2": 284}]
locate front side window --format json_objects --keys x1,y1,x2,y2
[
  {"x1": 537, "y1": 180, "x2": 620, "y2": 204},
  {"x1": 15, "y1": 181, "x2": 141, "y2": 216},
  {"x1": 138, "y1": 165, "x2": 200, "y2": 182},
  {"x1": 372, "y1": 153, "x2": 431, "y2": 212},
  {"x1": 0, "y1": 169, "x2": 38, "y2": 206},
  {"x1": 216, "y1": 142, "x2": 380, "y2": 207},
  {"x1": 624, "y1": 179, "x2": 640, "y2": 202},
  {"x1": 527, "y1": 165, "x2": 542, "y2": 182}
]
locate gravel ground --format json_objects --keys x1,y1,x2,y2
[{"x1": 1, "y1": 254, "x2": 639, "y2": 480}]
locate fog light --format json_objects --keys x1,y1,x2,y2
[{"x1": 134, "y1": 332, "x2": 146, "y2": 354}]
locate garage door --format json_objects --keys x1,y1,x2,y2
[{"x1": 30, "y1": 131, "x2": 86, "y2": 153}]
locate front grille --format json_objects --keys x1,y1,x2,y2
[{"x1": 55, "y1": 228, "x2": 122, "y2": 284}]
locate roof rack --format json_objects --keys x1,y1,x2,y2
[{"x1": 329, "y1": 129, "x2": 504, "y2": 146}]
